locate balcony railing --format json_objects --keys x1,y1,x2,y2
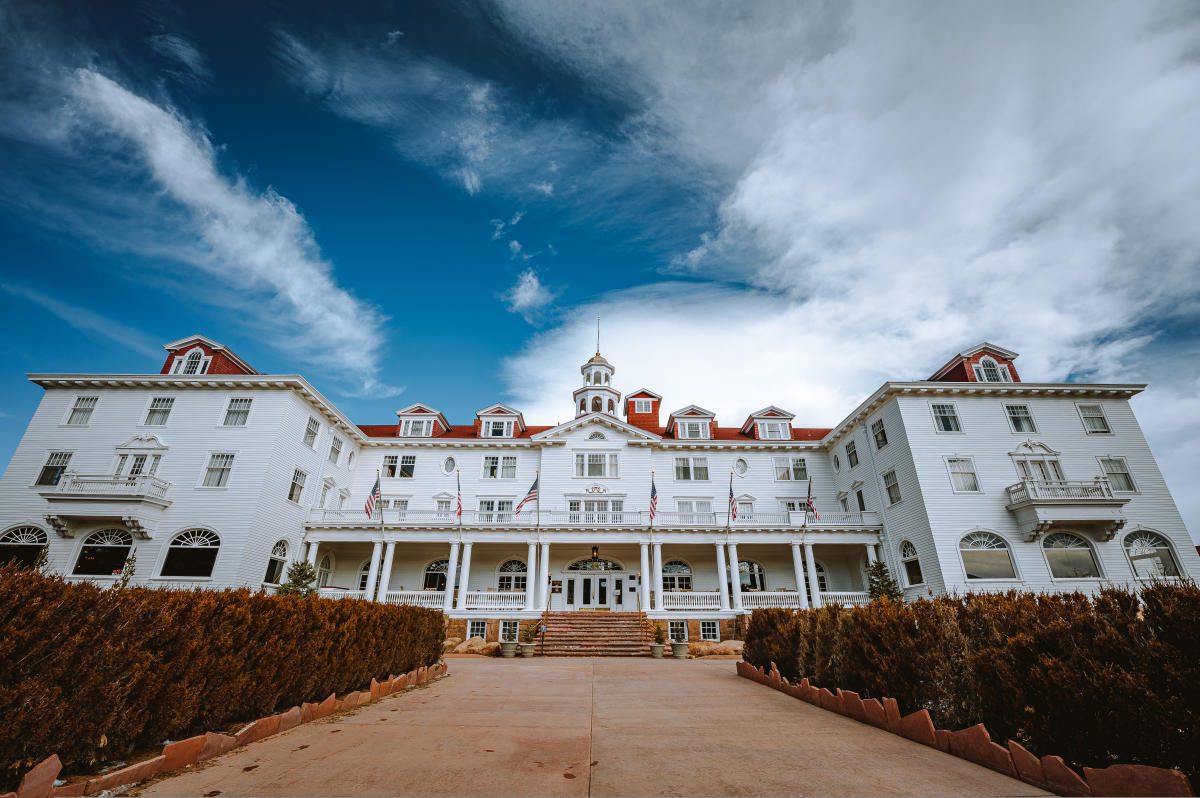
[
  {"x1": 382, "y1": 590, "x2": 446, "y2": 608},
  {"x1": 1006, "y1": 478, "x2": 1116, "y2": 505},
  {"x1": 307, "y1": 507, "x2": 880, "y2": 529},
  {"x1": 42, "y1": 473, "x2": 171, "y2": 503},
  {"x1": 463, "y1": 591, "x2": 526, "y2": 610},
  {"x1": 660, "y1": 591, "x2": 723, "y2": 610},
  {"x1": 317, "y1": 588, "x2": 369, "y2": 600},
  {"x1": 822, "y1": 591, "x2": 871, "y2": 607},
  {"x1": 741, "y1": 591, "x2": 806, "y2": 609}
]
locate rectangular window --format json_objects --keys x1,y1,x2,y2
[
  {"x1": 668, "y1": 620, "x2": 688, "y2": 642},
  {"x1": 328, "y1": 437, "x2": 342, "y2": 465},
  {"x1": 947, "y1": 458, "x2": 980, "y2": 492},
  {"x1": 575, "y1": 452, "x2": 618, "y2": 478},
  {"x1": 882, "y1": 470, "x2": 902, "y2": 505},
  {"x1": 1100, "y1": 457, "x2": 1136, "y2": 492},
  {"x1": 144, "y1": 397, "x2": 174, "y2": 426},
  {"x1": 482, "y1": 455, "x2": 518, "y2": 479},
  {"x1": 757, "y1": 421, "x2": 789, "y2": 440},
  {"x1": 1079, "y1": 404, "x2": 1111, "y2": 434},
  {"x1": 634, "y1": 399, "x2": 652, "y2": 413},
  {"x1": 500, "y1": 620, "x2": 519, "y2": 642},
  {"x1": 202, "y1": 453, "x2": 234, "y2": 487},
  {"x1": 871, "y1": 419, "x2": 888, "y2": 449},
  {"x1": 288, "y1": 469, "x2": 306, "y2": 502},
  {"x1": 223, "y1": 397, "x2": 252, "y2": 426},
  {"x1": 856, "y1": 490, "x2": 866, "y2": 511},
  {"x1": 676, "y1": 499, "x2": 713, "y2": 522},
  {"x1": 478, "y1": 499, "x2": 514, "y2": 522},
  {"x1": 773, "y1": 456, "x2": 808, "y2": 481},
  {"x1": 700, "y1": 621, "x2": 719, "y2": 642},
  {"x1": 303, "y1": 417, "x2": 320, "y2": 447},
  {"x1": 931, "y1": 403, "x2": 961, "y2": 432},
  {"x1": 398, "y1": 455, "x2": 416, "y2": 478},
  {"x1": 67, "y1": 396, "x2": 98, "y2": 426},
  {"x1": 436, "y1": 499, "x2": 452, "y2": 517},
  {"x1": 484, "y1": 419, "x2": 514, "y2": 437},
  {"x1": 400, "y1": 419, "x2": 432, "y2": 437},
  {"x1": 676, "y1": 420, "x2": 709, "y2": 439},
  {"x1": 468, "y1": 620, "x2": 487, "y2": 639},
  {"x1": 736, "y1": 500, "x2": 754, "y2": 520},
  {"x1": 839, "y1": 497, "x2": 849, "y2": 512},
  {"x1": 846, "y1": 440, "x2": 859, "y2": 468},
  {"x1": 382, "y1": 455, "x2": 398, "y2": 478},
  {"x1": 36, "y1": 451, "x2": 72, "y2": 486},
  {"x1": 319, "y1": 483, "x2": 330, "y2": 508},
  {"x1": 1005, "y1": 404, "x2": 1037, "y2": 433},
  {"x1": 674, "y1": 456, "x2": 709, "y2": 480},
  {"x1": 394, "y1": 499, "x2": 409, "y2": 515}
]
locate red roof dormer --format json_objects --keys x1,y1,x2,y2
[
  {"x1": 928, "y1": 342, "x2": 1021, "y2": 383},
  {"x1": 394, "y1": 403, "x2": 450, "y2": 437},
  {"x1": 665, "y1": 405, "x2": 716, "y2": 439},
  {"x1": 475, "y1": 403, "x2": 526, "y2": 438},
  {"x1": 623, "y1": 389, "x2": 662, "y2": 432},
  {"x1": 739, "y1": 406, "x2": 796, "y2": 440},
  {"x1": 161, "y1": 335, "x2": 257, "y2": 376}
]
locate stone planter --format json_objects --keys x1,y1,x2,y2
[
  {"x1": 649, "y1": 643, "x2": 665, "y2": 659},
  {"x1": 500, "y1": 641, "x2": 518, "y2": 658},
  {"x1": 519, "y1": 642, "x2": 536, "y2": 658},
  {"x1": 670, "y1": 641, "x2": 689, "y2": 660}
]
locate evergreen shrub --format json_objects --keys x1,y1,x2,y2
[
  {"x1": 0, "y1": 565, "x2": 443, "y2": 789},
  {"x1": 741, "y1": 583, "x2": 1200, "y2": 782}
]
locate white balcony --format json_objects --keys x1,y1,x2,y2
[
  {"x1": 741, "y1": 591, "x2": 806, "y2": 609},
  {"x1": 381, "y1": 590, "x2": 446, "y2": 608},
  {"x1": 40, "y1": 473, "x2": 172, "y2": 507},
  {"x1": 660, "y1": 591, "x2": 723, "y2": 610},
  {"x1": 822, "y1": 591, "x2": 871, "y2": 607},
  {"x1": 463, "y1": 591, "x2": 526, "y2": 610},
  {"x1": 1005, "y1": 478, "x2": 1129, "y2": 541},
  {"x1": 317, "y1": 587, "x2": 370, "y2": 600}
]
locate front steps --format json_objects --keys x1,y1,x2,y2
[{"x1": 537, "y1": 611, "x2": 651, "y2": 656}]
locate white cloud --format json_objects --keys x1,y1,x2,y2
[
  {"x1": 508, "y1": 239, "x2": 522, "y2": 255},
  {"x1": 530, "y1": 181, "x2": 554, "y2": 195},
  {"x1": 1, "y1": 282, "x2": 162, "y2": 359},
  {"x1": 490, "y1": 210, "x2": 524, "y2": 240},
  {"x1": 502, "y1": 268, "x2": 558, "y2": 323},
  {"x1": 148, "y1": 33, "x2": 211, "y2": 85}
]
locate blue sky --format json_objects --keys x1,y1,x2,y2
[{"x1": 1, "y1": 1, "x2": 1199, "y2": 540}]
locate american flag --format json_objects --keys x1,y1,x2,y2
[
  {"x1": 805, "y1": 480, "x2": 820, "y2": 522},
  {"x1": 515, "y1": 475, "x2": 539, "y2": 515},
  {"x1": 455, "y1": 470, "x2": 462, "y2": 518},
  {"x1": 729, "y1": 474, "x2": 737, "y2": 520},
  {"x1": 649, "y1": 476, "x2": 658, "y2": 522},
  {"x1": 364, "y1": 476, "x2": 380, "y2": 518}
]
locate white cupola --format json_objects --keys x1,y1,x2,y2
[{"x1": 572, "y1": 349, "x2": 621, "y2": 418}]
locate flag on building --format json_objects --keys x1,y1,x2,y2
[
  {"x1": 649, "y1": 476, "x2": 658, "y2": 522},
  {"x1": 515, "y1": 475, "x2": 539, "y2": 515},
  {"x1": 806, "y1": 480, "x2": 820, "y2": 522},
  {"x1": 729, "y1": 474, "x2": 737, "y2": 521},
  {"x1": 364, "y1": 476, "x2": 380, "y2": 519},
  {"x1": 456, "y1": 471, "x2": 462, "y2": 518}
]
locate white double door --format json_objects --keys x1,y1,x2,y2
[{"x1": 563, "y1": 572, "x2": 627, "y2": 610}]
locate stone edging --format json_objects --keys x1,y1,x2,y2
[
  {"x1": 9, "y1": 662, "x2": 449, "y2": 798},
  {"x1": 737, "y1": 661, "x2": 1193, "y2": 798}
]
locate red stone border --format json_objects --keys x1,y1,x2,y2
[
  {"x1": 736, "y1": 661, "x2": 1193, "y2": 798},
  {"x1": 9, "y1": 662, "x2": 449, "y2": 798}
]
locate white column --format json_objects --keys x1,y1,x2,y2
[
  {"x1": 456, "y1": 542, "x2": 473, "y2": 610},
  {"x1": 524, "y1": 540, "x2": 538, "y2": 610},
  {"x1": 365, "y1": 541, "x2": 383, "y2": 599},
  {"x1": 539, "y1": 542, "x2": 551, "y2": 610},
  {"x1": 375, "y1": 541, "x2": 395, "y2": 602},
  {"x1": 306, "y1": 541, "x2": 319, "y2": 566},
  {"x1": 866, "y1": 544, "x2": 878, "y2": 564},
  {"x1": 727, "y1": 542, "x2": 744, "y2": 611},
  {"x1": 791, "y1": 543, "x2": 810, "y2": 609},
  {"x1": 805, "y1": 542, "x2": 822, "y2": 608},
  {"x1": 443, "y1": 541, "x2": 460, "y2": 613},
  {"x1": 715, "y1": 542, "x2": 731, "y2": 611},
  {"x1": 651, "y1": 542, "x2": 664, "y2": 610},
  {"x1": 639, "y1": 542, "x2": 651, "y2": 611}
]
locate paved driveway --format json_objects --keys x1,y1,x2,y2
[{"x1": 137, "y1": 657, "x2": 1045, "y2": 797}]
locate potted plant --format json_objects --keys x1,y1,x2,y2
[
  {"x1": 670, "y1": 628, "x2": 689, "y2": 660},
  {"x1": 649, "y1": 622, "x2": 666, "y2": 658},
  {"x1": 499, "y1": 628, "x2": 519, "y2": 657},
  {"x1": 519, "y1": 624, "x2": 537, "y2": 657}
]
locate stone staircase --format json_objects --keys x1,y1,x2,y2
[{"x1": 538, "y1": 611, "x2": 651, "y2": 656}]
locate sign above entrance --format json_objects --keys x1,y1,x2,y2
[{"x1": 584, "y1": 484, "x2": 608, "y2": 494}]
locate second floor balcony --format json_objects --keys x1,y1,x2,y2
[
  {"x1": 39, "y1": 473, "x2": 172, "y2": 508},
  {"x1": 1005, "y1": 478, "x2": 1129, "y2": 541}
]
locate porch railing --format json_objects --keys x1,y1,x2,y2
[
  {"x1": 463, "y1": 591, "x2": 526, "y2": 610},
  {"x1": 307, "y1": 507, "x2": 881, "y2": 529},
  {"x1": 822, "y1": 591, "x2": 871, "y2": 607},
  {"x1": 741, "y1": 591, "x2": 806, "y2": 609},
  {"x1": 660, "y1": 591, "x2": 722, "y2": 610},
  {"x1": 317, "y1": 588, "x2": 369, "y2": 600},
  {"x1": 1006, "y1": 478, "x2": 1115, "y2": 504},
  {"x1": 381, "y1": 590, "x2": 446, "y2": 608}
]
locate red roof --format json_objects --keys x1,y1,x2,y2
[
  {"x1": 356, "y1": 422, "x2": 829, "y2": 442},
  {"x1": 357, "y1": 423, "x2": 553, "y2": 439}
]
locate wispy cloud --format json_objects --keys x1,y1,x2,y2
[
  {"x1": 148, "y1": 33, "x2": 211, "y2": 86},
  {"x1": 508, "y1": 239, "x2": 522, "y2": 255},
  {"x1": 490, "y1": 210, "x2": 523, "y2": 240},
  {"x1": 502, "y1": 268, "x2": 558, "y2": 323},
  {"x1": 2, "y1": 282, "x2": 162, "y2": 359}
]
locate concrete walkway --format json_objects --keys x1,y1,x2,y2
[{"x1": 136, "y1": 658, "x2": 1046, "y2": 797}]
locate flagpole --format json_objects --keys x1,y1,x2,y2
[
  {"x1": 649, "y1": 470, "x2": 654, "y2": 530},
  {"x1": 457, "y1": 469, "x2": 462, "y2": 528},
  {"x1": 726, "y1": 471, "x2": 732, "y2": 529},
  {"x1": 535, "y1": 469, "x2": 540, "y2": 530},
  {"x1": 378, "y1": 467, "x2": 384, "y2": 538}
]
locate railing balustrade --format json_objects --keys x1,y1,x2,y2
[
  {"x1": 660, "y1": 591, "x2": 722, "y2": 610},
  {"x1": 1006, "y1": 478, "x2": 1115, "y2": 504},
  {"x1": 822, "y1": 591, "x2": 871, "y2": 607},
  {"x1": 381, "y1": 590, "x2": 446, "y2": 608},
  {"x1": 49, "y1": 473, "x2": 171, "y2": 500},
  {"x1": 317, "y1": 588, "x2": 369, "y2": 600},
  {"x1": 463, "y1": 591, "x2": 526, "y2": 610},
  {"x1": 307, "y1": 506, "x2": 881, "y2": 529},
  {"x1": 741, "y1": 591, "x2": 806, "y2": 609}
]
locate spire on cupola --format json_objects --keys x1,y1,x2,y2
[{"x1": 572, "y1": 318, "x2": 621, "y2": 417}]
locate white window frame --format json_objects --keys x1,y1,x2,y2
[
  {"x1": 945, "y1": 456, "x2": 982, "y2": 493},
  {"x1": 574, "y1": 451, "x2": 619, "y2": 479},
  {"x1": 899, "y1": 541, "x2": 924, "y2": 587},
  {"x1": 222, "y1": 397, "x2": 252, "y2": 427},
  {"x1": 499, "y1": 620, "x2": 520, "y2": 642},
  {"x1": 700, "y1": 620, "x2": 719, "y2": 642},
  {"x1": 958, "y1": 530, "x2": 1020, "y2": 582},
  {"x1": 477, "y1": 498, "x2": 515, "y2": 522},
  {"x1": 481, "y1": 455, "x2": 518, "y2": 479},
  {"x1": 1040, "y1": 531, "x2": 1105, "y2": 581},
  {"x1": 170, "y1": 347, "x2": 212, "y2": 375},
  {"x1": 675, "y1": 498, "x2": 713, "y2": 521},
  {"x1": 303, "y1": 417, "x2": 320, "y2": 448},
  {"x1": 668, "y1": 620, "x2": 688, "y2": 642},
  {"x1": 397, "y1": 455, "x2": 416, "y2": 479},
  {"x1": 772, "y1": 456, "x2": 808, "y2": 481},
  {"x1": 845, "y1": 440, "x2": 859, "y2": 468},
  {"x1": 832, "y1": 454, "x2": 841, "y2": 472},
  {"x1": 467, "y1": 619, "x2": 487, "y2": 639},
  {"x1": 871, "y1": 419, "x2": 888, "y2": 449},
  {"x1": 675, "y1": 420, "x2": 710, "y2": 440},
  {"x1": 929, "y1": 402, "x2": 963, "y2": 433},
  {"x1": 882, "y1": 470, "x2": 902, "y2": 505},
  {"x1": 633, "y1": 399, "x2": 652, "y2": 414},
  {"x1": 673, "y1": 456, "x2": 710, "y2": 481},
  {"x1": 400, "y1": 418, "x2": 433, "y2": 437},
  {"x1": 33, "y1": 450, "x2": 73, "y2": 487},
  {"x1": 142, "y1": 396, "x2": 175, "y2": 427},
  {"x1": 328, "y1": 437, "x2": 343, "y2": 465},
  {"x1": 1076, "y1": 403, "x2": 1112, "y2": 434},
  {"x1": 1003, "y1": 403, "x2": 1038, "y2": 433},
  {"x1": 198, "y1": 452, "x2": 235, "y2": 489},
  {"x1": 1098, "y1": 456, "x2": 1138, "y2": 493},
  {"x1": 972, "y1": 357, "x2": 1011, "y2": 382},
  {"x1": 756, "y1": 421, "x2": 789, "y2": 440},
  {"x1": 288, "y1": 468, "x2": 307, "y2": 504},
  {"x1": 63, "y1": 395, "x2": 99, "y2": 427},
  {"x1": 482, "y1": 419, "x2": 515, "y2": 438},
  {"x1": 383, "y1": 455, "x2": 398, "y2": 478}
]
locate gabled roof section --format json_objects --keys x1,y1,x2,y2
[
  {"x1": 958, "y1": 342, "x2": 1019, "y2": 360},
  {"x1": 622, "y1": 388, "x2": 662, "y2": 415},
  {"x1": 474, "y1": 402, "x2": 527, "y2": 435},
  {"x1": 161, "y1": 334, "x2": 257, "y2": 375},
  {"x1": 531, "y1": 412, "x2": 661, "y2": 443},
  {"x1": 929, "y1": 342, "x2": 1021, "y2": 382},
  {"x1": 394, "y1": 403, "x2": 450, "y2": 433},
  {"x1": 668, "y1": 404, "x2": 715, "y2": 419},
  {"x1": 739, "y1": 405, "x2": 795, "y2": 434}
]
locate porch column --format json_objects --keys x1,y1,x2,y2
[
  {"x1": 524, "y1": 541, "x2": 538, "y2": 610},
  {"x1": 865, "y1": 544, "x2": 878, "y2": 565},
  {"x1": 456, "y1": 542, "x2": 473, "y2": 610},
  {"x1": 714, "y1": 542, "x2": 731, "y2": 611},
  {"x1": 639, "y1": 542, "x2": 651, "y2": 611},
  {"x1": 651, "y1": 542, "x2": 664, "y2": 610},
  {"x1": 306, "y1": 541, "x2": 319, "y2": 566},
  {"x1": 365, "y1": 541, "x2": 383, "y2": 600},
  {"x1": 791, "y1": 543, "x2": 810, "y2": 609},
  {"x1": 804, "y1": 542, "x2": 822, "y2": 608},
  {"x1": 727, "y1": 542, "x2": 744, "y2": 611},
  {"x1": 443, "y1": 541, "x2": 460, "y2": 613},
  {"x1": 538, "y1": 542, "x2": 551, "y2": 610},
  {"x1": 375, "y1": 541, "x2": 396, "y2": 602}
]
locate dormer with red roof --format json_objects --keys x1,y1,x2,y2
[
  {"x1": 740, "y1": 406, "x2": 796, "y2": 440},
  {"x1": 928, "y1": 342, "x2": 1021, "y2": 383},
  {"x1": 394, "y1": 403, "x2": 450, "y2": 437},
  {"x1": 160, "y1": 335, "x2": 257, "y2": 376},
  {"x1": 666, "y1": 405, "x2": 716, "y2": 439},
  {"x1": 623, "y1": 389, "x2": 662, "y2": 432},
  {"x1": 475, "y1": 403, "x2": 526, "y2": 438}
]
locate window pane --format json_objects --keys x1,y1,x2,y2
[
  {"x1": 904, "y1": 559, "x2": 924, "y2": 585},
  {"x1": 961, "y1": 550, "x2": 1015, "y2": 579},
  {"x1": 1045, "y1": 548, "x2": 1100, "y2": 578},
  {"x1": 675, "y1": 457, "x2": 691, "y2": 480},
  {"x1": 693, "y1": 458, "x2": 708, "y2": 480},
  {"x1": 791, "y1": 458, "x2": 808, "y2": 480},
  {"x1": 774, "y1": 457, "x2": 790, "y2": 480}
]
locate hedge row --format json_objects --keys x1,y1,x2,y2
[
  {"x1": 0, "y1": 565, "x2": 444, "y2": 790},
  {"x1": 742, "y1": 583, "x2": 1200, "y2": 784}
]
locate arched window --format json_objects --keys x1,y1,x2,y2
[
  {"x1": 738, "y1": 560, "x2": 766, "y2": 591},
  {"x1": 973, "y1": 357, "x2": 1009, "y2": 382},
  {"x1": 607, "y1": 399, "x2": 615, "y2": 413},
  {"x1": 73, "y1": 529, "x2": 133, "y2": 576},
  {"x1": 317, "y1": 555, "x2": 333, "y2": 587},
  {"x1": 1043, "y1": 532, "x2": 1100, "y2": 578},
  {"x1": 161, "y1": 529, "x2": 221, "y2": 577},
  {"x1": 183, "y1": 350, "x2": 203, "y2": 374},
  {"x1": 899, "y1": 541, "x2": 923, "y2": 586},
  {"x1": 959, "y1": 532, "x2": 1016, "y2": 579},
  {"x1": 424, "y1": 559, "x2": 449, "y2": 590},
  {"x1": 358, "y1": 561, "x2": 372, "y2": 591},
  {"x1": 662, "y1": 560, "x2": 692, "y2": 591},
  {"x1": 497, "y1": 559, "x2": 527, "y2": 591},
  {"x1": 566, "y1": 557, "x2": 623, "y2": 571},
  {"x1": 588, "y1": 431, "x2": 606, "y2": 441},
  {"x1": 1123, "y1": 530, "x2": 1180, "y2": 578},
  {"x1": 263, "y1": 540, "x2": 288, "y2": 584},
  {"x1": 579, "y1": 399, "x2": 586, "y2": 413},
  {"x1": 591, "y1": 397, "x2": 602, "y2": 412},
  {"x1": 0, "y1": 526, "x2": 48, "y2": 568}
]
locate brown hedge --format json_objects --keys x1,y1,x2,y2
[
  {"x1": 742, "y1": 583, "x2": 1200, "y2": 784},
  {"x1": 0, "y1": 565, "x2": 444, "y2": 790}
]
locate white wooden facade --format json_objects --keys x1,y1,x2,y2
[{"x1": 1, "y1": 337, "x2": 1195, "y2": 625}]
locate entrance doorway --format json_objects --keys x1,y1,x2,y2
[{"x1": 563, "y1": 557, "x2": 626, "y2": 611}]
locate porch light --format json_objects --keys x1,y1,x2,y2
[{"x1": 591, "y1": 545, "x2": 599, "y2": 560}]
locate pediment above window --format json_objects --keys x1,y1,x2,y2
[
  {"x1": 1010, "y1": 440, "x2": 1060, "y2": 457},
  {"x1": 116, "y1": 435, "x2": 169, "y2": 451}
]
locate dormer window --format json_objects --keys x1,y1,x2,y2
[
  {"x1": 171, "y1": 348, "x2": 211, "y2": 375},
  {"x1": 676, "y1": 421, "x2": 709, "y2": 439},
  {"x1": 484, "y1": 419, "x2": 514, "y2": 437},
  {"x1": 757, "y1": 421, "x2": 789, "y2": 440},
  {"x1": 633, "y1": 399, "x2": 652, "y2": 414},
  {"x1": 973, "y1": 357, "x2": 1010, "y2": 382},
  {"x1": 400, "y1": 419, "x2": 433, "y2": 437}
]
